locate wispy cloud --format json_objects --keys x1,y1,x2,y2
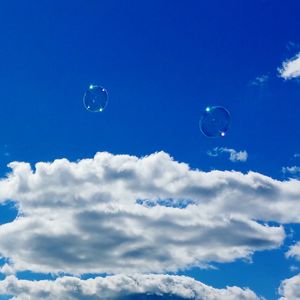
[
  {"x1": 278, "y1": 52, "x2": 300, "y2": 80},
  {"x1": 286, "y1": 41, "x2": 299, "y2": 51},
  {"x1": 1, "y1": 144, "x2": 10, "y2": 158},
  {"x1": 249, "y1": 75, "x2": 269, "y2": 86},
  {"x1": 282, "y1": 166, "x2": 300, "y2": 177},
  {"x1": 207, "y1": 147, "x2": 248, "y2": 162},
  {"x1": 290, "y1": 265, "x2": 299, "y2": 272}
]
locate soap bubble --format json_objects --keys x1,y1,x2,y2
[
  {"x1": 83, "y1": 85, "x2": 108, "y2": 112},
  {"x1": 200, "y1": 106, "x2": 231, "y2": 137}
]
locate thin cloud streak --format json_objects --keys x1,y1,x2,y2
[{"x1": 207, "y1": 147, "x2": 248, "y2": 162}]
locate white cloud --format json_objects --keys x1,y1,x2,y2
[
  {"x1": 286, "y1": 242, "x2": 300, "y2": 261},
  {"x1": 0, "y1": 274, "x2": 262, "y2": 300},
  {"x1": 0, "y1": 202, "x2": 284, "y2": 275},
  {"x1": 282, "y1": 166, "x2": 300, "y2": 177},
  {"x1": 278, "y1": 52, "x2": 300, "y2": 80},
  {"x1": 290, "y1": 265, "x2": 299, "y2": 272},
  {"x1": 1, "y1": 151, "x2": 300, "y2": 275},
  {"x1": 278, "y1": 274, "x2": 300, "y2": 299},
  {"x1": 0, "y1": 263, "x2": 15, "y2": 276},
  {"x1": 207, "y1": 147, "x2": 248, "y2": 162}
]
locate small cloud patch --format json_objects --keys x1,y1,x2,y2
[
  {"x1": 278, "y1": 52, "x2": 300, "y2": 80},
  {"x1": 207, "y1": 147, "x2": 248, "y2": 162},
  {"x1": 249, "y1": 75, "x2": 269, "y2": 86},
  {"x1": 282, "y1": 166, "x2": 300, "y2": 178}
]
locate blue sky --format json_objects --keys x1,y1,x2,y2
[{"x1": 0, "y1": 1, "x2": 300, "y2": 299}]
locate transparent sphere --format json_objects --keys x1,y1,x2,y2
[
  {"x1": 83, "y1": 85, "x2": 108, "y2": 112},
  {"x1": 200, "y1": 106, "x2": 231, "y2": 137}
]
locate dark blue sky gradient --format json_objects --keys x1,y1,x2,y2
[
  {"x1": 0, "y1": 1, "x2": 300, "y2": 299},
  {"x1": 0, "y1": 0, "x2": 299, "y2": 173}
]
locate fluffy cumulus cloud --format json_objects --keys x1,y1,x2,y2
[
  {"x1": 286, "y1": 242, "x2": 300, "y2": 261},
  {"x1": 0, "y1": 152, "x2": 300, "y2": 299},
  {"x1": 0, "y1": 151, "x2": 294, "y2": 274},
  {"x1": 0, "y1": 274, "x2": 262, "y2": 300},
  {"x1": 207, "y1": 147, "x2": 248, "y2": 162},
  {"x1": 278, "y1": 52, "x2": 300, "y2": 79},
  {"x1": 0, "y1": 151, "x2": 300, "y2": 298},
  {"x1": 278, "y1": 274, "x2": 300, "y2": 299}
]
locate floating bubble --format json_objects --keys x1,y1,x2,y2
[
  {"x1": 83, "y1": 85, "x2": 108, "y2": 112},
  {"x1": 200, "y1": 106, "x2": 231, "y2": 137}
]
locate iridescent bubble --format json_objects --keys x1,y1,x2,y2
[
  {"x1": 83, "y1": 85, "x2": 108, "y2": 112},
  {"x1": 200, "y1": 106, "x2": 231, "y2": 137}
]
